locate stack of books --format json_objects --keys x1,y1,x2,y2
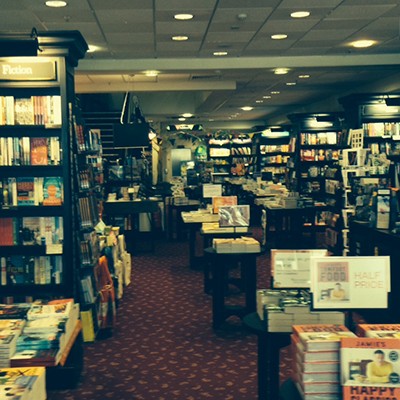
[
  {"x1": 341, "y1": 334, "x2": 400, "y2": 399},
  {"x1": 292, "y1": 324, "x2": 357, "y2": 400},
  {"x1": 212, "y1": 237, "x2": 260, "y2": 253},
  {"x1": 0, "y1": 366, "x2": 46, "y2": 400},
  {"x1": 0, "y1": 319, "x2": 25, "y2": 367},
  {"x1": 10, "y1": 299, "x2": 79, "y2": 368},
  {"x1": 256, "y1": 289, "x2": 345, "y2": 332},
  {"x1": 356, "y1": 323, "x2": 400, "y2": 339}
]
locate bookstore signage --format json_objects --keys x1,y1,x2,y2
[
  {"x1": 310, "y1": 256, "x2": 391, "y2": 309},
  {"x1": 0, "y1": 59, "x2": 56, "y2": 81}
]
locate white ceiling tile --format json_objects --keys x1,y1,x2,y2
[
  {"x1": 326, "y1": 5, "x2": 397, "y2": 20},
  {"x1": 95, "y1": 9, "x2": 153, "y2": 24},
  {"x1": 105, "y1": 33, "x2": 154, "y2": 45},
  {"x1": 301, "y1": 29, "x2": 357, "y2": 41},
  {"x1": 156, "y1": 0, "x2": 216, "y2": 11},
  {"x1": 156, "y1": 21, "x2": 209, "y2": 34},
  {"x1": 212, "y1": 7, "x2": 273, "y2": 22},
  {"x1": 205, "y1": 31, "x2": 255, "y2": 42},
  {"x1": 279, "y1": 0, "x2": 342, "y2": 8},
  {"x1": 218, "y1": 0, "x2": 280, "y2": 7},
  {"x1": 89, "y1": 0, "x2": 153, "y2": 9},
  {"x1": 259, "y1": 19, "x2": 319, "y2": 33}
]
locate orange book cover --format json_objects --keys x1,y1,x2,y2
[
  {"x1": 30, "y1": 138, "x2": 48, "y2": 165},
  {"x1": 357, "y1": 324, "x2": 400, "y2": 339},
  {"x1": 292, "y1": 324, "x2": 356, "y2": 351},
  {"x1": 341, "y1": 337, "x2": 400, "y2": 400}
]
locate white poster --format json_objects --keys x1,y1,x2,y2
[
  {"x1": 202, "y1": 184, "x2": 222, "y2": 198},
  {"x1": 310, "y1": 256, "x2": 390, "y2": 309},
  {"x1": 271, "y1": 249, "x2": 328, "y2": 289}
]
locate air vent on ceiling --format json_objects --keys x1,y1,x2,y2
[{"x1": 190, "y1": 74, "x2": 221, "y2": 80}]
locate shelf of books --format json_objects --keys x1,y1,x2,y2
[{"x1": 0, "y1": 32, "x2": 87, "y2": 302}]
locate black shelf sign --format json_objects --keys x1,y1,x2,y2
[{"x1": 0, "y1": 59, "x2": 57, "y2": 81}]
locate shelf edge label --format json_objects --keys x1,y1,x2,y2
[{"x1": 0, "y1": 60, "x2": 56, "y2": 81}]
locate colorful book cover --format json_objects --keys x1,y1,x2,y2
[
  {"x1": 292, "y1": 324, "x2": 356, "y2": 351},
  {"x1": 30, "y1": 138, "x2": 48, "y2": 165},
  {"x1": 16, "y1": 332, "x2": 62, "y2": 350},
  {"x1": 0, "y1": 304, "x2": 31, "y2": 320},
  {"x1": 10, "y1": 348, "x2": 61, "y2": 367},
  {"x1": 341, "y1": 337, "x2": 400, "y2": 399},
  {"x1": 357, "y1": 324, "x2": 400, "y2": 339},
  {"x1": 27, "y1": 302, "x2": 72, "y2": 320},
  {"x1": 16, "y1": 177, "x2": 35, "y2": 206},
  {"x1": 42, "y1": 177, "x2": 62, "y2": 206},
  {"x1": 6, "y1": 256, "x2": 25, "y2": 285}
]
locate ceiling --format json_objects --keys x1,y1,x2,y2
[{"x1": 2, "y1": 0, "x2": 400, "y2": 130}]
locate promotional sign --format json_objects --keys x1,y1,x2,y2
[
  {"x1": 212, "y1": 195, "x2": 237, "y2": 214},
  {"x1": 0, "y1": 59, "x2": 56, "y2": 81},
  {"x1": 202, "y1": 184, "x2": 222, "y2": 199},
  {"x1": 271, "y1": 249, "x2": 328, "y2": 289},
  {"x1": 218, "y1": 205, "x2": 250, "y2": 227},
  {"x1": 310, "y1": 256, "x2": 390, "y2": 309}
]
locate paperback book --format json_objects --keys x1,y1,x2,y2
[
  {"x1": 357, "y1": 324, "x2": 400, "y2": 339},
  {"x1": 42, "y1": 177, "x2": 63, "y2": 206}
]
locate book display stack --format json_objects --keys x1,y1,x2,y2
[
  {"x1": 0, "y1": 319, "x2": 25, "y2": 368},
  {"x1": 256, "y1": 290, "x2": 345, "y2": 332},
  {"x1": 291, "y1": 324, "x2": 357, "y2": 400},
  {"x1": 212, "y1": 237, "x2": 260, "y2": 253},
  {"x1": 0, "y1": 366, "x2": 46, "y2": 400}
]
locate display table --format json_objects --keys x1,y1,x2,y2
[
  {"x1": 204, "y1": 248, "x2": 259, "y2": 329},
  {"x1": 166, "y1": 199, "x2": 200, "y2": 240},
  {"x1": 181, "y1": 212, "x2": 220, "y2": 268},
  {"x1": 200, "y1": 227, "x2": 250, "y2": 293},
  {"x1": 104, "y1": 199, "x2": 160, "y2": 252},
  {"x1": 242, "y1": 312, "x2": 291, "y2": 400}
]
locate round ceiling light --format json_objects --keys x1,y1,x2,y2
[
  {"x1": 290, "y1": 11, "x2": 310, "y2": 18},
  {"x1": 271, "y1": 34, "x2": 288, "y2": 40},
  {"x1": 174, "y1": 13, "x2": 194, "y2": 20},
  {"x1": 274, "y1": 68, "x2": 289, "y2": 75},
  {"x1": 182, "y1": 113, "x2": 193, "y2": 118},
  {"x1": 298, "y1": 74, "x2": 310, "y2": 79},
  {"x1": 172, "y1": 35, "x2": 189, "y2": 41},
  {"x1": 213, "y1": 51, "x2": 228, "y2": 56},
  {"x1": 350, "y1": 39, "x2": 376, "y2": 48},
  {"x1": 45, "y1": 0, "x2": 67, "y2": 7},
  {"x1": 241, "y1": 106, "x2": 253, "y2": 111}
]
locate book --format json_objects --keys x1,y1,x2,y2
[
  {"x1": 30, "y1": 138, "x2": 48, "y2": 165},
  {"x1": 0, "y1": 366, "x2": 46, "y2": 400},
  {"x1": 0, "y1": 304, "x2": 31, "y2": 320},
  {"x1": 292, "y1": 334, "x2": 340, "y2": 362},
  {"x1": 27, "y1": 301, "x2": 72, "y2": 321},
  {"x1": 16, "y1": 177, "x2": 35, "y2": 206},
  {"x1": 42, "y1": 177, "x2": 63, "y2": 205},
  {"x1": 16, "y1": 331, "x2": 63, "y2": 351},
  {"x1": 295, "y1": 352, "x2": 340, "y2": 373},
  {"x1": 10, "y1": 347, "x2": 61, "y2": 367},
  {"x1": 292, "y1": 324, "x2": 356, "y2": 351},
  {"x1": 341, "y1": 337, "x2": 400, "y2": 399},
  {"x1": 357, "y1": 324, "x2": 400, "y2": 339},
  {"x1": 14, "y1": 97, "x2": 34, "y2": 125}
]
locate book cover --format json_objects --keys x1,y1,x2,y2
[
  {"x1": 357, "y1": 324, "x2": 400, "y2": 339},
  {"x1": 10, "y1": 348, "x2": 61, "y2": 367},
  {"x1": 42, "y1": 177, "x2": 63, "y2": 206},
  {"x1": 6, "y1": 256, "x2": 25, "y2": 285},
  {"x1": 0, "y1": 304, "x2": 31, "y2": 320},
  {"x1": 293, "y1": 324, "x2": 356, "y2": 351},
  {"x1": 16, "y1": 177, "x2": 35, "y2": 206},
  {"x1": 16, "y1": 332, "x2": 62, "y2": 350},
  {"x1": 27, "y1": 302, "x2": 72, "y2": 320},
  {"x1": 30, "y1": 138, "x2": 48, "y2": 165},
  {"x1": 0, "y1": 320, "x2": 25, "y2": 335},
  {"x1": 341, "y1": 337, "x2": 400, "y2": 399},
  {"x1": 14, "y1": 97, "x2": 34, "y2": 125}
]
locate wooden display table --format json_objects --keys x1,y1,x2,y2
[
  {"x1": 204, "y1": 248, "x2": 259, "y2": 329},
  {"x1": 242, "y1": 313, "x2": 291, "y2": 400}
]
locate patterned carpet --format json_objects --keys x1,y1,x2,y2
[{"x1": 47, "y1": 236, "x2": 293, "y2": 400}]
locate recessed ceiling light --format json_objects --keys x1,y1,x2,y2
[
  {"x1": 241, "y1": 106, "x2": 253, "y2": 111},
  {"x1": 271, "y1": 91, "x2": 280, "y2": 95},
  {"x1": 290, "y1": 11, "x2": 310, "y2": 18},
  {"x1": 174, "y1": 13, "x2": 194, "y2": 20},
  {"x1": 213, "y1": 51, "x2": 228, "y2": 56},
  {"x1": 286, "y1": 82, "x2": 296, "y2": 86},
  {"x1": 144, "y1": 70, "x2": 159, "y2": 77},
  {"x1": 263, "y1": 95, "x2": 272, "y2": 99},
  {"x1": 45, "y1": 0, "x2": 67, "y2": 7},
  {"x1": 172, "y1": 35, "x2": 189, "y2": 41},
  {"x1": 274, "y1": 68, "x2": 289, "y2": 75},
  {"x1": 298, "y1": 74, "x2": 310, "y2": 79},
  {"x1": 271, "y1": 34, "x2": 288, "y2": 40},
  {"x1": 350, "y1": 39, "x2": 376, "y2": 48},
  {"x1": 178, "y1": 117, "x2": 186, "y2": 121},
  {"x1": 182, "y1": 113, "x2": 193, "y2": 118},
  {"x1": 256, "y1": 100, "x2": 264, "y2": 103}
]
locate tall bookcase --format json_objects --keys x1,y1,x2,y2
[{"x1": 0, "y1": 31, "x2": 87, "y2": 301}]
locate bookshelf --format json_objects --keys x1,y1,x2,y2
[
  {"x1": 0, "y1": 31, "x2": 87, "y2": 302},
  {"x1": 257, "y1": 128, "x2": 295, "y2": 183}
]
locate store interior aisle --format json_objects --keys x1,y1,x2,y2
[{"x1": 47, "y1": 239, "x2": 292, "y2": 400}]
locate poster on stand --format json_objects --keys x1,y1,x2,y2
[
  {"x1": 202, "y1": 184, "x2": 222, "y2": 199},
  {"x1": 310, "y1": 256, "x2": 390, "y2": 309},
  {"x1": 218, "y1": 204, "x2": 250, "y2": 227},
  {"x1": 271, "y1": 249, "x2": 328, "y2": 289}
]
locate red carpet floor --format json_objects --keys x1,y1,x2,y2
[{"x1": 47, "y1": 238, "x2": 293, "y2": 400}]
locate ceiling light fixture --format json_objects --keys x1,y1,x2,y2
[
  {"x1": 45, "y1": 0, "x2": 67, "y2": 7},
  {"x1": 174, "y1": 13, "x2": 194, "y2": 20},
  {"x1": 286, "y1": 82, "x2": 296, "y2": 86},
  {"x1": 241, "y1": 106, "x2": 253, "y2": 111},
  {"x1": 298, "y1": 74, "x2": 310, "y2": 79},
  {"x1": 274, "y1": 68, "x2": 289, "y2": 75},
  {"x1": 213, "y1": 51, "x2": 228, "y2": 56},
  {"x1": 256, "y1": 100, "x2": 264, "y2": 103},
  {"x1": 271, "y1": 34, "x2": 288, "y2": 40},
  {"x1": 263, "y1": 95, "x2": 272, "y2": 99},
  {"x1": 182, "y1": 113, "x2": 193, "y2": 118},
  {"x1": 178, "y1": 117, "x2": 186, "y2": 121},
  {"x1": 290, "y1": 11, "x2": 310, "y2": 18},
  {"x1": 350, "y1": 39, "x2": 376, "y2": 48},
  {"x1": 144, "y1": 70, "x2": 159, "y2": 77},
  {"x1": 271, "y1": 91, "x2": 280, "y2": 95},
  {"x1": 172, "y1": 35, "x2": 189, "y2": 41},
  {"x1": 87, "y1": 45, "x2": 100, "y2": 53}
]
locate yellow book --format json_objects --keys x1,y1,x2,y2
[{"x1": 80, "y1": 310, "x2": 95, "y2": 342}]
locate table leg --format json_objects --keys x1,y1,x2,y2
[
  {"x1": 188, "y1": 225, "x2": 197, "y2": 269},
  {"x1": 212, "y1": 259, "x2": 226, "y2": 329},
  {"x1": 244, "y1": 256, "x2": 257, "y2": 314}
]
